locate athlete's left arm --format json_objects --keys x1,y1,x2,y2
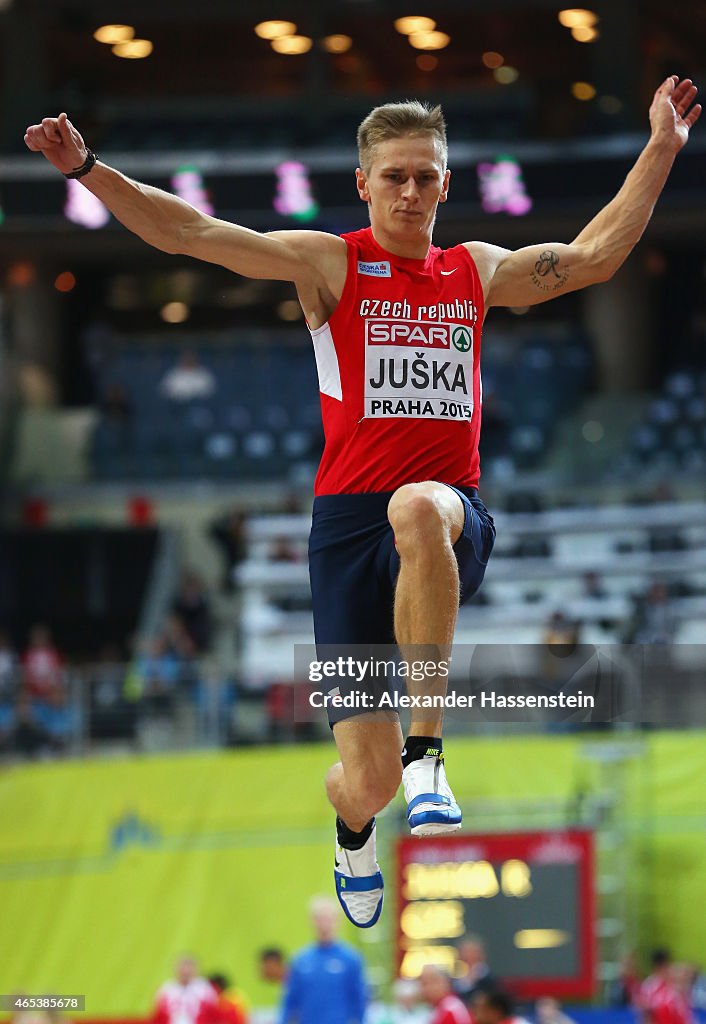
[{"x1": 472, "y1": 76, "x2": 700, "y2": 310}]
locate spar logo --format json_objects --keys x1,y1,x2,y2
[
  {"x1": 366, "y1": 320, "x2": 453, "y2": 348},
  {"x1": 452, "y1": 326, "x2": 473, "y2": 352}
]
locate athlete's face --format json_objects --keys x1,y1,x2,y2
[{"x1": 356, "y1": 135, "x2": 450, "y2": 244}]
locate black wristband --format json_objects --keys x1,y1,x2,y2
[{"x1": 64, "y1": 148, "x2": 97, "y2": 180}]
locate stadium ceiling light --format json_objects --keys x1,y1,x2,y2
[
  {"x1": 599, "y1": 94, "x2": 623, "y2": 114},
  {"x1": 572, "y1": 81, "x2": 597, "y2": 100},
  {"x1": 494, "y1": 65, "x2": 519, "y2": 85},
  {"x1": 558, "y1": 9, "x2": 598, "y2": 28},
  {"x1": 416, "y1": 55, "x2": 438, "y2": 71},
  {"x1": 161, "y1": 301, "x2": 189, "y2": 324},
  {"x1": 94, "y1": 24, "x2": 135, "y2": 44},
  {"x1": 271, "y1": 35, "x2": 313, "y2": 54},
  {"x1": 571, "y1": 25, "x2": 599, "y2": 41},
  {"x1": 54, "y1": 271, "x2": 76, "y2": 293},
  {"x1": 337, "y1": 54, "x2": 360, "y2": 74},
  {"x1": 394, "y1": 16, "x2": 436, "y2": 35},
  {"x1": 112, "y1": 39, "x2": 153, "y2": 59},
  {"x1": 255, "y1": 20, "x2": 297, "y2": 40},
  {"x1": 482, "y1": 51, "x2": 504, "y2": 69},
  {"x1": 408, "y1": 30, "x2": 450, "y2": 50},
  {"x1": 8, "y1": 262, "x2": 36, "y2": 287},
  {"x1": 323, "y1": 34, "x2": 353, "y2": 53}
]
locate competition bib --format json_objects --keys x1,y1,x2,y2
[{"x1": 364, "y1": 319, "x2": 474, "y2": 420}]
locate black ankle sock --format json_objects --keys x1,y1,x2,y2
[
  {"x1": 402, "y1": 735, "x2": 443, "y2": 769},
  {"x1": 336, "y1": 815, "x2": 374, "y2": 850}
]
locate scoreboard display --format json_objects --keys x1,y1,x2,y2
[{"x1": 396, "y1": 830, "x2": 595, "y2": 999}]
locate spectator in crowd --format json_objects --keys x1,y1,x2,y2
[
  {"x1": 367, "y1": 978, "x2": 429, "y2": 1024},
  {"x1": 260, "y1": 948, "x2": 288, "y2": 985},
  {"x1": 292, "y1": 681, "x2": 320, "y2": 743},
  {"x1": 0, "y1": 630, "x2": 19, "y2": 702},
  {"x1": 575, "y1": 570, "x2": 618, "y2": 635},
  {"x1": 542, "y1": 611, "x2": 581, "y2": 684},
  {"x1": 0, "y1": 631, "x2": 18, "y2": 751},
  {"x1": 198, "y1": 974, "x2": 248, "y2": 1024},
  {"x1": 628, "y1": 582, "x2": 678, "y2": 645},
  {"x1": 0, "y1": 702, "x2": 14, "y2": 752},
  {"x1": 101, "y1": 381, "x2": 133, "y2": 424},
  {"x1": 255, "y1": 949, "x2": 288, "y2": 1024},
  {"x1": 13, "y1": 691, "x2": 49, "y2": 757},
  {"x1": 87, "y1": 643, "x2": 137, "y2": 741},
  {"x1": 471, "y1": 991, "x2": 529, "y2": 1024},
  {"x1": 647, "y1": 528, "x2": 686, "y2": 554},
  {"x1": 265, "y1": 684, "x2": 291, "y2": 744},
  {"x1": 650, "y1": 481, "x2": 676, "y2": 504},
  {"x1": 454, "y1": 937, "x2": 497, "y2": 1007},
  {"x1": 22, "y1": 625, "x2": 64, "y2": 701},
  {"x1": 164, "y1": 614, "x2": 198, "y2": 661},
  {"x1": 12, "y1": 1005, "x2": 65, "y2": 1024},
  {"x1": 135, "y1": 635, "x2": 181, "y2": 706},
  {"x1": 162, "y1": 613, "x2": 205, "y2": 703},
  {"x1": 672, "y1": 964, "x2": 697, "y2": 1014},
  {"x1": 535, "y1": 998, "x2": 577, "y2": 1024},
  {"x1": 161, "y1": 350, "x2": 216, "y2": 402},
  {"x1": 689, "y1": 965, "x2": 706, "y2": 1012},
  {"x1": 81, "y1": 316, "x2": 116, "y2": 378},
  {"x1": 280, "y1": 896, "x2": 367, "y2": 1024},
  {"x1": 639, "y1": 948, "x2": 693, "y2": 1024},
  {"x1": 267, "y1": 538, "x2": 301, "y2": 563},
  {"x1": 609, "y1": 951, "x2": 643, "y2": 1008},
  {"x1": 581, "y1": 571, "x2": 608, "y2": 602},
  {"x1": 32, "y1": 684, "x2": 74, "y2": 754},
  {"x1": 279, "y1": 493, "x2": 305, "y2": 516},
  {"x1": 172, "y1": 571, "x2": 213, "y2": 654},
  {"x1": 419, "y1": 965, "x2": 470, "y2": 1024},
  {"x1": 153, "y1": 954, "x2": 216, "y2": 1024},
  {"x1": 543, "y1": 611, "x2": 580, "y2": 650},
  {"x1": 390, "y1": 979, "x2": 429, "y2": 1024},
  {"x1": 209, "y1": 509, "x2": 247, "y2": 593},
  {"x1": 0, "y1": 630, "x2": 18, "y2": 753}
]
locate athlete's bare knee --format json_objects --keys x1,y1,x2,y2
[
  {"x1": 389, "y1": 484, "x2": 448, "y2": 553},
  {"x1": 325, "y1": 762, "x2": 344, "y2": 799}
]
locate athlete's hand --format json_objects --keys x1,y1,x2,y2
[
  {"x1": 649, "y1": 76, "x2": 701, "y2": 151},
  {"x1": 24, "y1": 112, "x2": 89, "y2": 175}
]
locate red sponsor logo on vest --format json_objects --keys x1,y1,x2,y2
[{"x1": 366, "y1": 320, "x2": 450, "y2": 348}]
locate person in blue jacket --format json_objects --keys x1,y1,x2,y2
[{"x1": 280, "y1": 896, "x2": 367, "y2": 1024}]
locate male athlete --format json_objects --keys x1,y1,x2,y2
[{"x1": 26, "y1": 76, "x2": 699, "y2": 928}]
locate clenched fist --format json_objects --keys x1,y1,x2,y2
[{"x1": 24, "y1": 113, "x2": 89, "y2": 175}]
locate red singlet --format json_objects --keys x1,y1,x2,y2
[{"x1": 310, "y1": 227, "x2": 485, "y2": 495}]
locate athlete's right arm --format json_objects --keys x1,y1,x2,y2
[{"x1": 24, "y1": 113, "x2": 332, "y2": 285}]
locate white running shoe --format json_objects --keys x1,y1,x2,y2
[
  {"x1": 403, "y1": 750, "x2": 462, "y2": 836},
  {"x1": 334, "y1": 820, "x2": 384, "y2": 928}
]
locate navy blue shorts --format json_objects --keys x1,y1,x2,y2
[{"x1": 308, "y1": 486, "x2": 496, "y2": 724}]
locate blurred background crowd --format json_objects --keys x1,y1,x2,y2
[{"x1": 12, "y1": 905, "x2": 706, "y2": 1024}]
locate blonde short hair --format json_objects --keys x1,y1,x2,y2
[
  {"x1": 309, "y1": 895, "x2": 339, "y2": 918},
  {"x1": 357, "y1": 100, "x2": 447, "y2": 173}
]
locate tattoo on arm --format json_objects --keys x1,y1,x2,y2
[{"x1": 530, "y1": 249, "x2": 570, "y2": 292}]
